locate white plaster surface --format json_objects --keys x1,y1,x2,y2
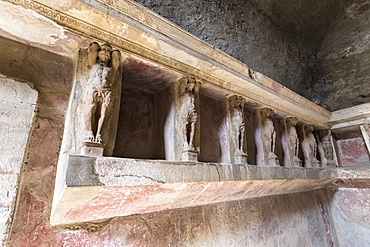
[
  {"x1": 0, "y1": 1, "x2": 67, "y2": 46},
  {"x1": 0, "y1": 76, "x2": 37, "y2": 244}
]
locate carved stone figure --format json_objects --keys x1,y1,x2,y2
[
  {"x1": 178, "y1": 77, "x2": 198, "y2": 152},
  {"x1": 259, "y1": 108, "x2": 278, "y2": 166},
  {"x1": 84, "y1": 42, "x2": 121, "y2": 144},
  {"x1": 303, "y1": 125, "x2": 320, "y2": 167},
  {"x1": 285, "y1": 117, "x2": 302, "y2": 167},
  {"x1": 229, "y1": 95, "x2": 246, "y2": 154},
  {"x1": 318, "y1": 129, "x2": 335, "y2": 167},
  {"x1": 286, "y1": 117, "x2": 299, "y2": 157}
]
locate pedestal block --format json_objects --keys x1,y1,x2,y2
[
  {"x1": 182, "y1": 150, "x2": 198, "y2": 161},
  {"x1": 81, "y1": 142, "x2": 104, "y2": 156}
]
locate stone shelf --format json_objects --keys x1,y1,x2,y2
[
  {"x1": 51, "y1": 155, "x2": 340, "y2": 226},
  {"x1": 66, "y1": 155, "x2": 336, "y2": 186}
]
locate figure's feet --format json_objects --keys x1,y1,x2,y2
[
  {"x1": 85, "y1": 131, "x2": 95, "y2": 142},
  {"x1": 183, "y1": 142, "x2": 195, "y2": 151},
  {"x1": 95, "y1": 134, "x2": 103, "y2": 143}
]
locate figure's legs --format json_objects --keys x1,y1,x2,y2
[
  {"x1": 96, "y1": 92, "x2": 111, "y2": 143},
  {"x1": 239, "y1": 125, "x2": 245, "y2": 152},
  {"x1": 84, "y1": 91, "x2": 96, "y2": 142},
  {"x1": 189, "y1": 120, "x2": 196, "y2": 149}
]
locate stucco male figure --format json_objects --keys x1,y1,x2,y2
[
  {"x1": 259, "y1": 108, "x2": 279, "y2": 166},
  {"x1": 178, "y1": 77, "x2": 200, "y2": 160},
  {"x1": 230, "y1": 96, "x2": 246, "y2": 153},
  {"x1": 285, "y1": 117, "x2": 302, "y2": 167},
  {"x1": 303, "y1": 125, "x2": 320, "y2": 167},
  {"x1": 84, "y1": 42, "x2": 121, "y2": 145},
  {"x1": 318, "y1": 129, "x2": 335, "y2": 167},
  {"x1": 229, "y1": 95, "x2": 247, "y2": 164}
]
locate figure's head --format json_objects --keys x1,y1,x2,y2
[
  {"x1": 306, "y1": 124, "x2": 314, "y2": 132},
  {"x1": 187, "y1": 78, "x2": 196, "y2": 91},
  {"x1": 286, "y1": 117, "x2": 298, "y2": 127},
  {"x1": 98, "y1": 44, "x2": 113, "y2": 65},
  {"x1": 261, "y1": 108, "x2": 274, "y2": 118}
]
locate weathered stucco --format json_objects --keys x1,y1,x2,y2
[
  {"x1": 0, "y1": 0, "x2": 369, "y2": 246},
  {"x1": 0, "y1": 76, "x2": 37, "y2": 243}
]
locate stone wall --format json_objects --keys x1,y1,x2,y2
[
  {"x1": 312, "y1": 0, "x2": 370, "y2": 111},
  {"x1": 0, "y1": 76, "x2": 37, "y2": 244}
]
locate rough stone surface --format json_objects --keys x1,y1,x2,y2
[
  {"x1": 313, "y1": 0, "x2": 370, "y2": 111},
  {"x1": 0, "y1": 76, "x2": 37, "y2": 244}
]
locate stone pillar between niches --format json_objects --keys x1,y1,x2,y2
[
  {"x1": 227, "y1": 95, "x2": 248, "y2": 164},
  {"x1": 360, "y1": 124, "x2": 370, "y2": 155},
  {"x1": 174, "y1": 76, "x2": 201, "y2": 161},
  {"x1": 63, "y1": 42, "x2": 123, "y2": 157},
  {"x1": 256, "y1": 108, "x2": 279, "y2": 166},
  {"x1": 283, "y1": 117, "x2": 302, "y2": 167},
  {"x1": 302, "y1": 124, "x2": 320, "y2": 168}
]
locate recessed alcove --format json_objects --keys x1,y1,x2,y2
[
  {"x1": 199, "y1": 85, "x2": 230, "y2": 163},
  {"x1": 243, "y1": 104, "x2": 259, "y2": 165},
  {"x1": 112, "y1": 57, "x2": 179, "y2": 159},
  {"x1": 272, "y1": 117, "x2": 285, "y2": 166}
]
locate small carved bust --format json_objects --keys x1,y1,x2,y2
[
  {"x1": 84, "y1": 42, "x2": 121, "y2": 144},
  {"x1": 229, "y1": 95, "x2": 246, "y2": 154},
  {"x1": 178, "y1": 77, "x2": 199, "y2": 151}
]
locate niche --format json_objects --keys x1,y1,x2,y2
[
  {"x1": 199, "y1": 85, "x2": 229, "y2": 163},
  {"x1": 113, "y1": 57, "x2": 179, "y2": 159}
]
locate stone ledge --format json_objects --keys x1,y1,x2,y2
[
  {"x1": 52, "y1": 155, "x2": 369, "y2": 227},
  {"x1": 66, "y1": 155, "x2": 336, "y2": 186},
  {"x1": 334, "y1": 166, "x2": 370, "y2": 188},
  {"x1": 51, "y1": 178, "x2": 336, "y2": 226}
]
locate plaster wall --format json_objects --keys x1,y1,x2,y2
[
  {"x1": 328, "y1": 188, "x2": 370, "y2": 247},
  {"x1": 334, "y1": 131, "x2": 370, "y2": 167},
  {"x1": 34, "y1": 190, "x2": 336, "y2": 246},
  {"x1": 0, "y1": 76, "x2": 37, "y2": 244}
]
